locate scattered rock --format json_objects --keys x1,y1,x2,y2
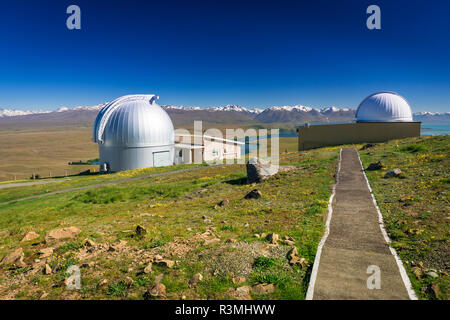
[
  {"x1": 124, "y1": 276, "x2": 134, "y2": 287},
  {"x1": 84, "y1": 239, "x2": 96, "y2": 247},
  {"x1": 155, "y1": 259, "x2": 175, "y2": 268},
  {"x1": 284, "y1": 235, "x2": 295, "y2": 241},
  {"x1": 189, "y1": 273, "x2": 203, "y2": 286},
  {"x1": 38, "y1": 247, "x2": 54, "y2": 258},
  {"x1": 187, "y1": 227, "x2": 192, "y2": 232},
  {"x1": 427, "y1": 283, "x2": 439, "y2": 299},
  {"x1": 226, "y1": 286, "x2": 252, "y2": 300},
  {"x1": 266, "y1": 233, "x2": 279, "y2": 245},
  {"x1": 144, "y1": 264, "x2": 153, "y2": 274},
  {"x1": 361, "y1": 143, "x2": 376, "y2": 150},
  {"x1": 181, "y1": 295, "x2": 187, "y2": 300},
  {"x1": 21, "y1": 231, "x2": 40, "y2": 242},
  {"x1": 283, "y1": 240, "x2": 295, "y2": 246},
  {"x1": 411, "y1": 267, "x2": 422, "y2": 279},
  {"x1": 243, "y1": 223, "x2": 249, "y2": 228},
  {"x1": 366, "y1": 161, "x2": 383, "y2": 171},
  {"x1": 246, "y1": 157, "x2": 279, "y2": 184},
  {"x1": 45, "y1": 227, "x2": 81, "y2": 242},
  {"x1": 232, "y1": 276, "x2": 246, "y2": 284},
  {"x1": 384, "y1": 168, "x2": 402, "y2": 178},
  {"x1": 39, "y1": 292, "x2": 48, "y2": 300},
  {"x1": 0, "y1": 248, "x2": 26, "y2": 267},
  {"x1": 218, "y1": 199, "x2": 229, "y2": 207},
  {"x1": 244, "y1": 189, "x2": 262, "y2": 199},
  {"x1": 254, "y1": 234, "x2": 260, "y2": 238},
  {"x1": 146, "y1": 283, "x2": 166, "y2": 298},
  {"x1": 44, "y1": 264, "x2": 52, "y2": 275},
  {"x1": 252, "y1": 283, "x2": 276, "y2": 294},
  {"x1": 99, "y1": 279, "x2": 108, "y2": 287},
  {"x1": 226, "y1": 238, "x2": 237, "y2": 244},
  {"x1": 261, "y1": 233, "x2": 267, "y2": 238},
  {"x1": 135, "y1": 225, "x2": 147, "y2": 236},
  {"x1": 426, "y1": 271, "x2": 439, "y2": 279},
  {"x1": 204, "y1": 238, "x2": 220, "y2": 245},
  {"x1": 287, "y1": 246, "x2": 308, "y2": 268}
]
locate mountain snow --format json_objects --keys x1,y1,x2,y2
[{"x1": 0, "y1": 103, "x2": 447, "y2": 118}]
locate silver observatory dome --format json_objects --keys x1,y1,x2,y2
[
  {"x1": 93, "y1": 94, "x2": 174, "y2": 172},
  {"x1": 356, "y1": 92, "x2": 413, "y2": 123}
]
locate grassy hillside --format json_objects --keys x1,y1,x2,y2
[
  {"x1": 360, "y1": 135, "x2": 449, "y2": 300},
  {"x1": 0, "y1": 145, "x2": 338, "y2": 300}
]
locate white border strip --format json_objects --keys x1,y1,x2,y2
[
  {"x1": 356, "y1": 151, "x2": 418, "y2": 300},
  {"x1": 306, "y1": 148, "x2": 342, "y2": 300}
]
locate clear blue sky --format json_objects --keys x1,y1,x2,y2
[{"x1": 0, "y1": 0, "x2": 449, "y2": 112}]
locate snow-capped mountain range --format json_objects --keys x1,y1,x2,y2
[{"x1": 0, "y1": 104, "x2": 448, "y2": 125}]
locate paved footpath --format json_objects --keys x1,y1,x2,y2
[{"x1": 307, "y1": 148, "x2": 416, "y2": 300}]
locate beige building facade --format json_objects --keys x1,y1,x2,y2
[
  {"x1": 297, "y1": 122, "x2": 421, "y2": 151},
  {"x1": 174, "y1": 134, "x2": 243, "y2": 164}
]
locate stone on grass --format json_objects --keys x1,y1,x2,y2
[
  {"x1": 384, "y1": 168, "x2": 402, "y2": 178},
  {"x1": 125, "y1": 276, "x2": 134, "y2": 287},
  {"x1": 266, "y1": 233, "x2": 279, "y2": 245},
  {"x1": 135, "y1": 225, "x2": 147, "y2": 236},
  {"x1": 244, "y1": 189, "x2": 262, "y2": 199},
  {"x1": 45, "y1": 227, "x2": 81, "y2": 242},
  {"x1": 232, "y1": 276, "x2": 246, "y2": 284},
  {"x1": 189, "y1": 273, "x2": 203, "y2": 286},
  {"x1": 155, "y1": 259, "x2": 175, "y2": 268},
  {"x1": 366, "y1": 161, "x2": 383, "y2": 171},
  {"x1": 84, "y1": 239, "x2": 96, "y2": 247},
  {"x1": 0, "y1": 248, "x2": 26, "y2": 267},
  {"x1": 246, "y1": 157, "x2": 278, "y2": 184},
  {"x1": 252, "y1": 283, "x2": 276, "y2": 294},
  {"x1": 427, "y1": 271, "x2": 439, "y2": 279},
  {"x1": 38, "y1": 247, "x2": 54, "y2": 258},
  {"x1": 218, "y1": 199, "x2": 229, "y2": 207},
  {"x1": 146, "y1": 283, "x2": 166, "y2": 298},
  {"x1": 21, "y1": 231, "x2": 40, "y2": 242},
  {"x1": 144, "y1": 264, "x2": 153, "y2": 274},
  {"x1": 44, "y1": 264, "x2": 52, "y2": 275}
]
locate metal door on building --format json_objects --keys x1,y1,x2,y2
[{"x1": 153, "y1": 151, "x2": 171, "y2": 167}]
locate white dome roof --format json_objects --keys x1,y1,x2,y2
[
  {"x1": 93, "y1": 94, "x2": 174, "y2": 147},
  {"x1": 356, "y1": 92, "x2": 413, "y2": 122}
]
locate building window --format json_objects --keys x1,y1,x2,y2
[
  {"x1": 179, "y1": 150, "x2": 183, "y2": 157},
  {"x1": 212, "y1": 150, "x2": 219, "y2": 157}
]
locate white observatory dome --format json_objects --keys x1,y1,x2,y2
[
  {"x1": 93, "y1": 94, "x2": 174, "y2": 172},
  {"x1": 356, "y1": 92, "x2": 413, "y2": 122}
]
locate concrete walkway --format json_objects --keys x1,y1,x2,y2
[{"x1": 307, "y1": 148, "x2": 415, "y2": 300}]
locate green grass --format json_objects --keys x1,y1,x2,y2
[
  {"x1": 0, "y1": 143, "x2": 340, "y2": 300},
  {"x1": 360, "y1": 135, "x2": 449, "y2": 300}
]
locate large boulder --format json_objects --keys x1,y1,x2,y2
[
  {"x1": 45, "y1": 227, "x2": 81, "y2": 242},
  {"x1": 246, "y1": 157, "x2": 278, "y2": 184}
]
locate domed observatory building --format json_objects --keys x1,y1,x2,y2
[
  {"x1": 356, "y1": 92, "x2": 413, "y2": 122},
  {"x1": 297, "y1": 92, "x2": 420, "y2": 150},
  {"x1": 93, "y1": 95, "x2": 174, "y2": 172}
]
